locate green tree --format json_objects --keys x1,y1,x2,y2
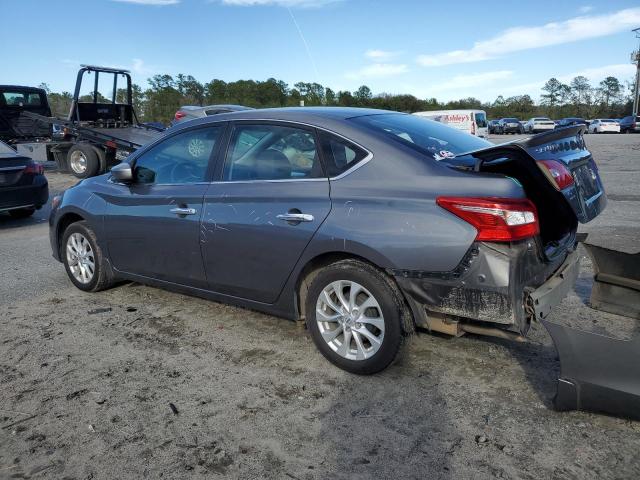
[
  {"x1": 570, "y1": 76, "x2": 593, "y2": 117},
  {"x1": 597, "y1": 76, "x2": 622, "y2": 109},
  {"x1": 337, "y1": 90, "x2": 355, "y2": 106},
  {"x1": 353, "y1": 85, "x2": 372, "y2": 106},
  {"x1": 540, "y1": 78, "x2": 564, "y2": 112}
]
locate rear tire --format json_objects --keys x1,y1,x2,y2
[
  {"x1": 305, "y1": 259, "x2": 408, "y2": 374},
  {"x1": 8, "y1": 208, "x2": 35, "y2": 219},
  {"x1": 67, "y1": 144, "x2": 99, "y2": 179},
  {"x1": 62, "y1": 221, "x2": 114, "y2": 292}
]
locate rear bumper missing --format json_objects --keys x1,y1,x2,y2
[{"x1": 395, "y1": 240, "x2": 578, "y2": 334}]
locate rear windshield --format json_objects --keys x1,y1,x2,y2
[
  {"x1": 0, "y1": 90, "x2": 45, "y2": 107},
  {"x1": 503, "y1": 118, "x2": 519, "y2": 122},
  {"x1": 352, "y1": 113, "x2": 490, "y2": 160},
  {"x1": 474, "y1": 112, "x2": 487, "y2": 127}
]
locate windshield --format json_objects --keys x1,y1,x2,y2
[
  {"x1": 474, "y1": 112, "x2": 487, "y2": 128},
  {"x1": 352, "y1": 113, "x2": 490, "y2": 160}
]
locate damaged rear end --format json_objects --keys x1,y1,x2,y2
[{"x1": 402, "y1": 126, "x2": 606, "y2": 336}]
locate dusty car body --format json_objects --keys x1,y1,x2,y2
[{"x1": 49, "y1": 108, "x2": 605, "y2": 373}]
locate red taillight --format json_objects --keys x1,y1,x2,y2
[
  {"x1": 23, "y1": 163, "x2": 44, "y2": 175},
  {"x1": 436, "y1": 197, "x2": 539, "y2": 242},
  {"x1": 538, "y1": 160, "x2": 574, "y2": 190},
  {"x1": 174, "y1": 111, "x2": 186, "y2": 120}
]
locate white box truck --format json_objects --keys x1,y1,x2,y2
[{"x1": 413, "y1": 109, "x2": 488, "y2": 138}]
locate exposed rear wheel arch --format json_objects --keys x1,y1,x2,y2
[{"x1": 295, "y1": 252, "x2": 415, "y2": 334}]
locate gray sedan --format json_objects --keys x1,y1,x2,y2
[{"x1": 49, "y1": 108, "x2": 606, "y2": 374}]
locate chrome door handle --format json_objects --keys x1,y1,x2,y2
[
  {"x1": 170, "y1": 207, "x2": 197, "y2": 216},
  {"x1": 276, "y1": 213, "x2": 314, "y2": 223}
]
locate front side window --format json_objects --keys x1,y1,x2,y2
[
  {"x1": 133, "y1": 126, "x2": 222, "y2": 184},
  {"x1": 223, "y1": 124, "x2": 323, "y2": 181}
]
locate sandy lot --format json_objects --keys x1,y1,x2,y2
[{"x1": 1, "y1": 133, "x2": 639, "y2": 479}]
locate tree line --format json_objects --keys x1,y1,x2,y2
[{"x1": 41, "y1": 74, "x2": 635, "y2": 125}]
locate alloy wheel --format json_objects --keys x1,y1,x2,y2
[
  {"x1": 315, "y1": 280, "x2": 385, "y2": 361},
  {"x1": 69, "y1": 150, "x2": 88, "y2": 175},
  {"x1": 66, "y1": 232, "x2": 95, "y2": 284}
]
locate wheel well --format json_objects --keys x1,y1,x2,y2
[
  {"x1": 56, "y1": 213, "x2": 85, "y2": 254},
  {"x1": 295, "y1": 252, "x2": 415, "y2": 333}
]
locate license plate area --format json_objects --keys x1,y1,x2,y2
[{"x1": 572, "y1": 161, "x2": 601, "y2": 201}]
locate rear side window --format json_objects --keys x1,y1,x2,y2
[
  {"x1": 223, "y1": 124, "x2": 323, "y2": 181},
  {"x1": 318, "y1": 131, "x2": 369, "y2": 177}
]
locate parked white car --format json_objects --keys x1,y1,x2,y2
[
  {"x1": 524, "y1": 117, "x2": 556, "y2": 133},
  {"x1": 413, "y1": 110, "x2": 488, "y2": 138},
  {"x1": 588, "y1": 119, "x2": 620, "y2": 134}
]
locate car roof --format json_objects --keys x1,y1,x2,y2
[
  {"x1": 180, "y1": 104, "x2": 254, "y2": 112},
  {"x1": 0, "y1": 85, "x2": 47, "y2": 94},
  {"x1": 178, "y1": 106, "x2": 402, "y2": 124}
]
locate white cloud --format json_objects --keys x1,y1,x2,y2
[
  {"x1": 365, "y1": 49, "x2": 402, "y2": 60},
  {"x1": 579, "y1": 5, "x2": 593, "y2": 13},
  {"x1": 417, "y1": 7, "x2": 640, "y2": 66},
  {"x1": 345, "y1": 63, "x2": 409, "y2": 80},
  {"x1": 219, "y1": 0, "x2": 340, "y2": 6},
  {"x1": 111, "y1": 0, "x2": 179, "y2": 5}
]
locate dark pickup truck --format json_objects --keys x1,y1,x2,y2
[
  {"x1": 0, "y1": 86, "x2": 52, "y2": 142},
  {"x1": 8, "y1": 66, "x2": 163, "y2": 179}
]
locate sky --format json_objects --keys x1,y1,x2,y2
[{"x1": 1, "y1": 0, "x2": 639, "y2": 102}]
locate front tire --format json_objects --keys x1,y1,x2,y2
[
  {"x1": 305, "y1": 260, "x2": 408, "y2": 374},
  {"x1": 62, "y1": 221, "x2": 113, "y2": 292}
]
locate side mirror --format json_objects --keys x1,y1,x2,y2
[{"x1": 111, "y1": 162, "x2": 133, "y2": 183}]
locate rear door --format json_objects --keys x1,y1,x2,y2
[{"x1": 200, "y1": 121, "x2": 331, "y2": 303}]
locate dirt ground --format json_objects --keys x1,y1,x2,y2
[{"x1": 1, "y1": 133, "x2": 639, "y2": 479}]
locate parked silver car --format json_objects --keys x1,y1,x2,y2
[
  {"x1": 524, "y1": 117, "x2": 556, "y2": 133},
  {"x1": 171, "y1": 104, "x2": 253, "y2": 126}
]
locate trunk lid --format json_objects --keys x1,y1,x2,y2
[
  {"x1": 517, "y1": 126, "x2": 606, "y2": 223},
  {"x1": 0, "y1": 142, "x2": 29, "y2": 186},
  {"x1": 443, "y1": 125, "x2": 606, "y2": 224}
]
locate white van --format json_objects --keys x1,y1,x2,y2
[{"x1": 413, "y1": 110, "x2": 488, "y2": 138}]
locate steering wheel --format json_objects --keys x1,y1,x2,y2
[{"x1": 170, "y1": 162, "x2": 201, "y2": 183}]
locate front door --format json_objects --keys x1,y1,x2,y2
[
  {"x1": 104, "y1": 124, "x2": 225, "y2": 288},
  {"x1": 200, "y1": 122, "x2": 331, "y2": 303}
]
